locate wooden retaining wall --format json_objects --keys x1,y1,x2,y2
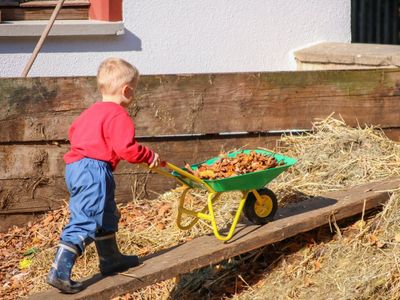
[{"x1": 2, "y1": 68, "x2": 400, "y2": 230}]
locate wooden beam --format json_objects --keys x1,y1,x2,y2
[
  {"x1": 0, "y1": 174, "x2": 175, "y2": 214},
  {"x1": 0, "y1": 1, "x2": 19, "y2": 7},
  {"x1": 0, "y1": 213, "x2": 43, "y2": 232},
  {"x1": 18, "y1": 1, "x2": 90, "y2": 8},
  {"x1": 0, "y1": 135, "x2": 278, "y2": 217},
  {"x1": 29, "y1": 178, "x2": 400, "y2": 300},
  {"x1": 0, "y1": 77, "x2": 98, "y2": 142},
  {"x1": 2, "y1": 69, "x2": 400, "y2": 143},
  {"x1": 0, "y1": 135, "x2": 278, "y2": 180},
  {"x1": 0, "y1": 7, "x2": 88, "y2": 21}
]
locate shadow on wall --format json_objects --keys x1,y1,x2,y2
[{"x1": 0, "y1": 29, "x2": 141, "y2": 53}]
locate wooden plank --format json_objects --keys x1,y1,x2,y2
[
  {"x1": 0, "y1": 6, "x2": 88, "y2": 21},
  {"x1": 1, "y1": 125, "x2": 398, "y2": 179},
  {"x1": 2, "y1": 69, "x2": 400, "y2": 142},
  {"x1": 19, "y1": 1, "x2": 89, "y2": 8},
  {"x1": 0, "y1": 77, "x2": 99, "y2": 142},
  {"x1": 0, "y1": 177, "x2": 68, "y2": 213},
  {"x1": 29, "y1": 178, "x2": 400, "y2": 300},
  {"x1": 382, "y1": 128, "x2": 400, "y2": 142},
  {"x1": 0, "y1": 1, "x2": 19, "y2": 7},
  {"x1": 0, "y1": 135, "x2": 278, "y2": 216},
  {"x1": 0, "y1": 212, "x2": 44, "y2": 232},
  {"x1": 0, "y1": 175, "x2": 174, "y2": 215},
  {"x1": 0, "y1": 135, "x2": 278, "y2": 180}
]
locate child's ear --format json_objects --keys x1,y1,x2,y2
[{"x1": 122, "y1": 84, "x2": 131, "y2": 97}]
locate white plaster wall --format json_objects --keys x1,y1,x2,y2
[{"x1": 0, "y1": 0, "x2": 351, "y2": 77}]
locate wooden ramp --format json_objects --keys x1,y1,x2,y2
[{"x1": 30, "y1": 178, "x2": 400, "y2": 300}]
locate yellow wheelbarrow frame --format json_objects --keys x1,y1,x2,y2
[{"x1": 151, "y1": 162, "x2": 274, "y2": 241}]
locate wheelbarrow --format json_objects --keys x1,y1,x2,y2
[{"x1": 151, "y1": 149, "x2": 297, "y2": 241}]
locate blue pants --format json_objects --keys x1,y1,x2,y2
[{"x1": 61, "y1": 158, "x2": 120, "y2": 253}]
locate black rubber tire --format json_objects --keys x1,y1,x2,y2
[{"x1": 243, "y1": 188, "x2": 278, "y2": 225}]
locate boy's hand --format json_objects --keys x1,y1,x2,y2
[{"x1": 149, "y1": 152, "x2": 160, "y2": 168}]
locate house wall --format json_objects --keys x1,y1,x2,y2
[{"x1": 0, "y1": 0, "x2": 351, "y2": 77}]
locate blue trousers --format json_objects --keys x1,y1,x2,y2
[{"x1": 61, "y1": 158, "x2": 120, "y2": 253}]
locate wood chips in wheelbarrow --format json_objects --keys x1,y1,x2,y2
[{"x1": 185, "y1": 151, "x2": 283, "y2": 180}]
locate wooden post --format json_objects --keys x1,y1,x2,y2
[{"x1": 21, "y1": 0, "x2": 65, "y2": 77}]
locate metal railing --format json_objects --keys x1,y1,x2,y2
[{"x1": 352, "y1": 0, "x2": 399, "y2": 44}]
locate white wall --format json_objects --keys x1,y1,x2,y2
[{"x1": 0, "y1": 0, "x2": 351, "y2": 77}]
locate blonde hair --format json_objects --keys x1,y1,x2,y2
[{"x1": 97, "y1": 57, "x2": 139, "y2": 95}]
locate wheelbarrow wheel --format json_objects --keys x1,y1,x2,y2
[{"x1": 243, "y1": 188, "x2": 278, "y2": 225}]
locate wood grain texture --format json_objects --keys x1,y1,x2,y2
[
  {"x1": 2, "y1": 69, "x2": 400, "y2": 142},
  {"x1": 0, "y1": 135, "x2": 278, "y2": 215},
  {"x1": 29, "y1": 178, "x2": 400, "y2": 300},
  {"x1": 0, "y1": 213, "x2": 43, "y2": 232},
  {"x1": 2, "y1": 68, "x2": 400, "y2": 227},
  {"x1": 0, "y1": 6, "x2": 88, "y2": 20},
  {"x1": 18, "y1": 1, "x2": 89, "y2": 7}
]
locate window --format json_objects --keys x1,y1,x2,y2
[
  {"x1": 0, "y1": 0, "x2": 123, "y2": 22},
  {"x1": 351, "y1": 0, "x2": 399, "y2": 44},
  {"x1": 0, "y1": 0, "x2": 90, "y2": 21},
  {"x1": 0, "y1": 0, "x2": 124, "y2": 36}
]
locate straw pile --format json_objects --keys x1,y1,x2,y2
[
  {"x1": 230, "y1": 117, "x2": 400, "y2": 300},
  {"x1": 233, "y1": 193, "x2": 400, "y2": 300},
  {"x1": 2, "y1": 115, "x2": 400, "y2": 299}
]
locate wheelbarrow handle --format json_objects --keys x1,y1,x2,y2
[
  {"x1": 147, "y1": 161, "x2": 214, "y2": 192},
  {"x1": 160, "y1": 162, "x2": 199, "y2": 182}
]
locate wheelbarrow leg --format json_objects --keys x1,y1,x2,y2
[
  {"x1": 208, "y1": 191, "x2": 249, "y2": 241},
  {"x1": 176, "y1": 187, "x2": 208, "y2": 230}
]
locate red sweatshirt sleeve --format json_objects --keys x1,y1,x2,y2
[{"x1": 107, "y1": 112, "x2": 154, "y2": 165}]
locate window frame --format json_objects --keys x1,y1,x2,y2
[
  {"x1": 0, "y1": 1, "x2": 90, "y2": 21},
  {"x1": 0, "y1": 0, "x2": 124, "y2": 36}
]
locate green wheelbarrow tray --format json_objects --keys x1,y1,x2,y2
[
  {"x1": 172, "y1": 149, "x2": 297, "y2": 192},
  {"x1": 151, "y1": 149, "x2": 297, "y2": 241}
]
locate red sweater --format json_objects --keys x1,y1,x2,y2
[{"x1": 64, "y1": 102, "x2": 154, "y2": 170}]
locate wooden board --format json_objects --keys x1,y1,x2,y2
[
  {"x1": 0, "y1": 1, "x2": 89, "y2": 7},
  {"x1": 0, "y1": 213, "x2": 43, "y2": 232},
  {"x1": 0, "y1": 77, "x2": 98, "y2": 142},
  {"x1": 2, "y1": 69, "x2": 400, "y2": 143},
  {"x1": 3, "y1": 68, "x2": 400, "y2": 228},
  {"x1": 0, "y1": 175, "x2": 174, "y2": 214},
  {"x1": 0, "y1": 6, "x2": 88, "y2": 21},
  {"x1": 0, "y1": 135, "x2": 279, "y2": 215},
  {"x1": 18, "y1": 1, "x2": 90, "y2": 8},
  {"x1": 0, "y1": 135, "x2": 279, "y2": 180},
  {"x1": 29, "y1": 178, "x2": 400, "y2": 300},
  {"x1": 0, "y1": 1, "x2": 19, "y2": 7}
]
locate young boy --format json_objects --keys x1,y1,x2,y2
[{"x1": 47, "y1": 58, "x2": 160, "y2": 293}]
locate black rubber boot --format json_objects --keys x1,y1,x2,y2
[
  {"x1": 95, "y1": 232, "x2": 140, "y2": 275},
  {"x1": 47, "y1": 242, "x2": 84, "y2": 294}
]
